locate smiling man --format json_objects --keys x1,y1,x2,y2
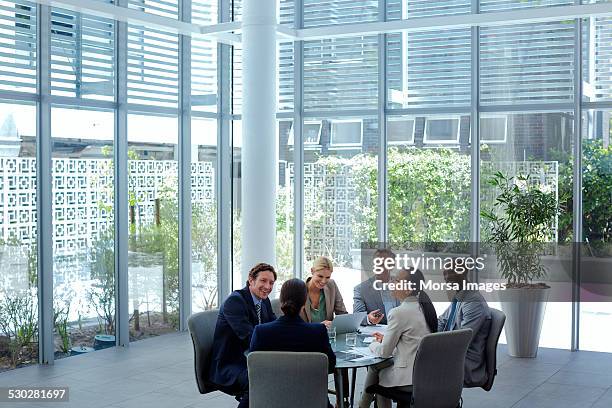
[{"x1": 209, "y1": 263, "x2": 277, "y2": 408}]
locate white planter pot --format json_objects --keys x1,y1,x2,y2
[{"x1": 499, "y1": 286, "x2": 550, "y2": 358}]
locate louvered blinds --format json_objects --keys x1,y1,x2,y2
[
  {"x1": 192, "y1": 0, "x2": 218, "y2": 112},
  {"x1": 128, "y1": 0, "x2": 178, "y2": 19},
  {"x1": 303, "y1": 1, "x2": 379, "y2": 112},
  {"x1": 386, "y1": 29, "x2": 471, "y2": 108},
  {"x1": 480, "y1": 0, "x2": 573, "y2": 13},
  {"x1": 480, "y1": 22, "x2": 575, "y2": 105},
  {"x1": 386, "y1": 0, "x2": 470, "y2": 19},
  {"x1": 50, "y1": 7, "x2": 114, "y2": 100},
  {"x1": 303, "y1": 0, "x2": 378, "y2": 27},
  {"x1": 584, "y1": 17, "x2": 612, "y2": 102},
  {"x1": 127, "y1": 25, "x2": 179, "y2": 108},
  {"x1": 0, "y1": 1, "x2": 36, "y2": 93},
  {"x1": 278, "y1": 0, "x2": 294, "y2": 112}
]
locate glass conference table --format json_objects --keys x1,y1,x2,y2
[{"x1": 333, "y1": 327, "x2": 391, "y2": 408}]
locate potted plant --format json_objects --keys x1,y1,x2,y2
[{"x1": 482, "y1": 171, "x2": 559, "y2": 358}]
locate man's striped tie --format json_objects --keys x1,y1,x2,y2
[{"x1": 255, "y1": 302, "x2": 262, "y2": 324}]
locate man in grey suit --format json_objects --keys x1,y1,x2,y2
[
  {"x1": 438, "y1": 268, "x2": 491, "y2": 387},
  {"x1": 354, "y1": 249, "x2": 400, "y2": 326}
]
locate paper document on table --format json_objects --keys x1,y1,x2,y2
[
  {"x1": 362, "y1": 337, "x2": 375, "y2": 344},
  {"x1": 350, "y1": 347, "x2": 376, "y2": 357},
  {"x1": 359, "y1": 325, "x2": 387, "y2": 336}
]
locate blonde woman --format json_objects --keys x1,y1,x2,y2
[{"x1": 300, "y1": 256, "x2": 347, "y2": 327}]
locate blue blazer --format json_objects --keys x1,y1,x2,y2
[
  {"x1": 209, "y1": 287, "x2": 276, "y2": 387},
  {"x1": 249, "y1": 315, "x2": 336, "y2": 373}
]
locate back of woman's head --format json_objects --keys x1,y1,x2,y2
[
  {"x1": 405, "y1": 268, "x2": 438, "y2": 334},
  {"x1": 280, "y1": 278, "x2": 307, "y2": 316}
]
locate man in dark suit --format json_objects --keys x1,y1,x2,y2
[
  {"x1": 438, "y1": 268, "x2": 491, "y2": 387},
  {"x1": 354, "y1": 248, "x2": 400, "y2": 325},
  {"x1": 209, "y1": 263, "x2": 277, "y2": 408}
]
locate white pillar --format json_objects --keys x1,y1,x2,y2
[{"x1": 241, "y1": 0, "x2": 277, "y2": 281}]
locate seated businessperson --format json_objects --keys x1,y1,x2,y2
[
  {"x1": 437, "y1": 267, "x2": 491, "y2": 387},
  {"x1": 300, "y1": 256, "x2": 348, "y2": 326},
  {"x1": 250, "y1": 278, "x2": 336, "y2": 408},
  {"x1": 354, "y1": 248, "x2": 400, "y2": 326},
  {"x1": 359, "y1": 269, "x2": 437, "y2": 408},
  {"x1": 250, "y1": 278, "x2": 336, "y2": 369},
  {"x1": 209, "y1": 263, "x2": 277, "y2": 408}
]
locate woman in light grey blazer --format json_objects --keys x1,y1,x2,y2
[{"x1": 359, "y1": 269, "x2": 438, "y2": 408}]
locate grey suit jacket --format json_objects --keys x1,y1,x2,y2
[
  {"x1": 438, "y1": 290, "x2": 491, "y2": 387},
  {"x1": 353, "y1": 276, "x2": 399, "y2": 325}
]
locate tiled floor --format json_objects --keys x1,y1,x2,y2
[{"x1": 1, "y1": 332, "x2": 612, "y2": 408}]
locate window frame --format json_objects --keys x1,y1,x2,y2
[
  {"x1": 329, "y1": 118, "x2": 363, "y2": 147},
  {"x1": 387, "y1": 117, "x2": 416, "y2": 145},
  {"x1": 479, "y1": 115, "x2": 508, "y2": 144},
  {"x1": 423, "y1": 116, "x2": 461, "y2": 145}
]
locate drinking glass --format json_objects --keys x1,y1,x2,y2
[
  {"x1": 346, "y1": 332, "x2": 357, "y2": 347},
  {"x1": 327, "y1": 326, "x2": 337, "y2": 345}
]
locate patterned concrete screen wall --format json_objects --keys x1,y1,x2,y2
[
  {"x1": 287, "y1": 159, "x2": 558, "y2": 265},
  {"x1": 0, "y1": 157, "x2": 214, "y2": 263}
]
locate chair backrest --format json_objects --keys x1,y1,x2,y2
[
  {"x1": 482, "y1": 308, "x2": 506, "y2": 391},
  {"x1": 247, "y1": 351, "x2": 329, "y2": 408},
  {"x1": 187, "y1": 310, "x2": 219, "y2": 394},
  {"x1": 411, "y1": 329, "x2": 472, "y2": 408},
  {"x1": 270, "y1": 298, "x2": 283, "y2": 317}
]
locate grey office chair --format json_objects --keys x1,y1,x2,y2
[
  {"x1": 480, "y1": 308, "x2": 506, "y2": 391},
  {"x1": 248, "y1": 351, "x2": 329, "y2": 408},
  {"x1": 187, "y1": 310, "x2": 242, "y2": 398},
  {"x1": 368, "y1": 329, "x2": 473, "y2": 408}
]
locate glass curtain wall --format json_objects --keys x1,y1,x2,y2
[
  {"x1": 0, "y1": 101, "x2": 37, "y2": 372},
  {"x1": 1, "y1": 0, "x2": 220, "y2": 368},
  {"x1": 0, "y1": 1, "x2": 37, "y2": 371}
]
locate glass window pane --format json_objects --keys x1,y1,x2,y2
[
  {"x1": 387, "y1": 117, "x2": 415, "y2": 144},
  {"x1": 0, "y1": 101, "x2": 37, "y2": 371},
  {"x1": 128, "y1": 0, "x2": 178, "y2": 19},
  {"x1": 303, "y1": 0, "x2": 378, "y2": 28},
  {"x1": 386, "y1": 29, "x2": 471, "y2": 109},
  {"x1": 127, "y1": 26, "x2": 179, "y2": 108},
  {"x1": 191, "y1": 118, "x2": 218, "y2": 312},
  {"x1": 50, "y1": 7, "x2": 115, "y2": 101},
  {"x1": 331, "y1": 120, "x2": 362, "y2": 146},
  {"x1": 277, "y1": 120, "x2": 294, "y2": 287},
  {"x1": 0, "y1": 1, "x2": 37, "y2": 94},
  {"x1": 424, "y1": 117, "x2": 460, "y2": 143},
  {"x1": 583, "y1": 16, "x2": 612, "y2": 102},
  {"x1": 480, "y1": 111, "x2": 574, "y2": 350},
  {"x1": 480, "y1": 0, "x2": 572, "y2": 13},
  {"x1": 480, "y1": 22, "x2": 575, "y2": 105},
  {"x1": 580, "y1": 109, "x2": 612, "y2": 352},
  {"x1": 304, "y1": 36, "x2": 379, "y2": 112},
  {"x1": 51, "y1": 106, "x2": 115, "y2": 358},
  {"x1": 387, "y1": 114, "x2": 471, "y2": 244},
  {"x1": 127, "y1": 113, "x2": 179, "y2": 340},
  {"x1": 303, "y1": 116, "x2": 379, "y2": 311},
  {"x1": 192, "y1": 1, "x2": 218, "y2": 113}
]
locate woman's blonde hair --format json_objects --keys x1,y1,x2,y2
[{"x1": 311, "y1": 256, "x2": 334, "y2": 273}]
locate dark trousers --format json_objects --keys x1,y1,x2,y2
[{"x1": 236, "y1": 369, "x2": 249, "y2": 408}]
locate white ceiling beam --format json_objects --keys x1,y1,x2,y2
[{"x1": 295, "y1": 2, "x2": 612, "y2": 41}]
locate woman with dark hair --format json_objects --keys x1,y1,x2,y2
[
  {"x1": 358, "y1": 268, "x2": 437, "y2": 408},
  {"x1": 249, "y1": 278, "x2": 336, "y2": 372}
]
